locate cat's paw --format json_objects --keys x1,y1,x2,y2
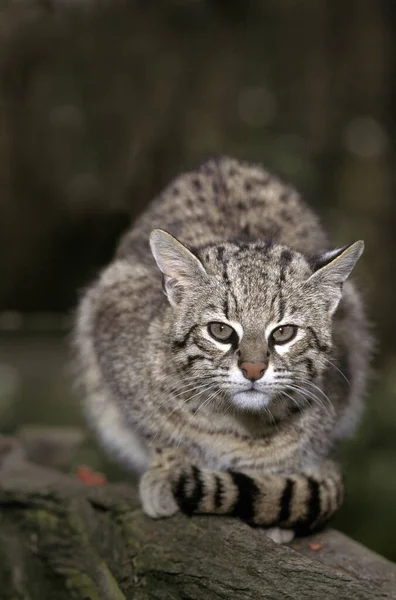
[
  {"x1": 265, "y1": 527, "x2": 295, "y2": 544},
  {"x1": 139, "y1": 467, "x2": 179, "y2": 519},
  {"x1": 139, "y1": 447, "x2": 192, "y2": 519}
]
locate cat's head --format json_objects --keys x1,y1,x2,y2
[{"x1": 150, "y1": 229, "x2": 364, "y2": 413}]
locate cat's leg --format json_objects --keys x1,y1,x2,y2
[
  {"x1": 139, "y1": 449, "x2": 343, "y2": 539},
  {"x1": 139, "y1": 447, "x2": 189, "y2": 518},
  {"x1": 170, "y1": 459, "x2": 343, "y2": 538}
]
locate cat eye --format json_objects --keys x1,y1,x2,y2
[
  {"x1": 208, "y1": 322, "x2": 236, "y2": 344},
  {"x1": 270, "y1": 325, "x2": 298, "y2": 345}
]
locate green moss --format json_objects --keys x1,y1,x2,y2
[{"x1": 63, "y1": 571, "x2": 102, "y2": 600}]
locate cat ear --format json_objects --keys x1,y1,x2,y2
[
  {"x1": 150, "y1": 229, "x2": 207, "y2": 306},
  {"x1": 306, "y1": 241, "x2": 364, "y2": 315}
]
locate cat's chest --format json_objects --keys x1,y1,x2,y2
[{"x1": 188, "y1": 411, "x2": 302, "y2": 472}]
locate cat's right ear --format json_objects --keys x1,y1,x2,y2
[
  {"x1": 305, "y1": 240, "x2": 364, "y2": 315},
  {"x1": 149, "y1": 229, "x2": 207, "y2": 306}
]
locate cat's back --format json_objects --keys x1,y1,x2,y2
[{"x1": 117, "y1": 157, "x2": 328, "y2": 261}]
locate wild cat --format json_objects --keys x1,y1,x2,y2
[{"x1": 74, "y1": 157, "x2": 371, "y2": 543}]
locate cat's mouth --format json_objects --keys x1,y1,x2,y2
[{"x1": 230, "y1": 388, "x2": 271, "y2": 411}]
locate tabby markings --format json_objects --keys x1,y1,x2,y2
[
  {"x1": 229, "y1": 471, "x2": 260, "y2": 521},
  {"x1": 279, "y1": 478, "x2": 295, "y2": 523},
  {"x1": 173, "y1": 466, "x2": 204, "y2": 515}
]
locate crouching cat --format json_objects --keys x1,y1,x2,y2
[{"x1": 74, "y1": 157, "x2": 371, "y2": 543}]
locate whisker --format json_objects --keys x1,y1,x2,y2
[
  {"x1": 151, "y1": 383, "x2": 215, "y2": 440},
  {"x1": 296, "y1": 378, "x2": 333, "y2": 405},
  {"x1": 322, "y1": 356, "x2": 351, "y2": 387},
  {"x1": 288, "y1": 370, "x2": 333, "y2": 403},
  {"x1": 176, "y1": 388, "x2": 223, "y2": 445},
  {"x1": 155, "y1": 376, "x2": 217, "y2": 408},
  {"x1": 281, "y1": 389, "x2": 302, "y2": 411},
  {"x1": 286, "y1": 383, "x2": 335, "y2": 417}
]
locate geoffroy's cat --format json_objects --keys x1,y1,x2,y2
[{"x1": 74, "y1": 157, "x2": 371, "y2": 543}]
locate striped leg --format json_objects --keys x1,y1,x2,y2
[
  {"x1": 172, "y1": 460, "x2": 343, "y2": 536},
  {"x1": 139, "y1": 447, "x2": 189, "y2": 519}
]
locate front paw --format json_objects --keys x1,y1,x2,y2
[
  {"x1": 139, "y1": 467, "x2": 179, "y2": 519},
  {"x1": 139, "y1": 448, "x2": 192, "y2": 519},
  {"x1": 139, "y1": 448, "x2": 202, "y2": 519}
]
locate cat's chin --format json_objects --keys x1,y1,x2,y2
[{"x1": 231, "y1": 390, "x2": 271, "y2": 411}]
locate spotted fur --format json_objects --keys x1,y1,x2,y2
[{"x1": 73, "y1": 157, "x2": 371, "y2": 541}]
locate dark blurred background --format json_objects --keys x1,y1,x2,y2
[{"x1": 0, "y1": 0, "x2": 395, "y2": 559}]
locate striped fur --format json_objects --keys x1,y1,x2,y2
[
  {"x1": 73, "y1": 157, "x2": 371, "y2": 541},
  {"x1": 172, "y1": 460, "x2": 343, "y2": 534}
]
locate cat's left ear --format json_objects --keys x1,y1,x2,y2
[
  {"x1": 306, "y1": 241, "x2": 364, "y2": 315},
  {"x1": 150, "y1": 229, "x2": 207, "y2": 306}
]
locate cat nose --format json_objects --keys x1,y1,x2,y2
[{"x1": 239, "y1": 361, "x2": 268, "y2": 381}]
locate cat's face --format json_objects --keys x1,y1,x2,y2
[{"x1": 150, "y1": 230, "x2": 363, "y2": 413}]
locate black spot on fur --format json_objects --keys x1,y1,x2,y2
[
  {"x1": 214, "y1": 475, "x2": 223, "y2": 509},
  {"x1": 279, "y1": 478, "x2": 295, "y2": 523},
  {"x1": 223, "y1": 294, "x2": 229, "y2": 320},
  {"x1": 280, "y1": 191, "x2": 290, "y2": 203},
  {"x1": 306, "y1": 477, "x2": 321, "y2": 525},
  {"x1": 229, "y1": 471, "x2": 259, "y2": 521},
  {"x1": 205, "y1": 303, "x2": 217, "y2": 312},
  {"x1": 294, "y1": 477, "x2": 322, "y2": 535},
  {"x1": 217, "y1": 245, "x2": 225, "y2": 263},
  {"x1": 280, "y1": 209, "x2": 294, "y2": 223},
  {"x1": 277, "y1": 292, "x2": 286, "y2": 321},
  {"x1": 184, "y1": 354, "x2": 206, "y2": 369},
  {"x1": 222, "y1": 264, "x2": 231, "y2": 287},
  {"x1": 279, "y1": 262, "x2": 288, "y2": 283},
  {"x1": 249, "y1": 196, "x2": 265, "y2": 209},
  {"x1": 174, "y1": 466, "x2": 204, "y2": 515},
  {"x1": 173, "y1": 472, "x2": 188, "y2": 508},
  {"x1": 172, "y1": 325, "x2": 197, "y2": 350},
  {"x1": 304, "y1": 357, "x2": 317, "y2": 379},
  {"x1": 244, "y1": 181, "x2": 253, "y2": 192},
  {"x1": 193, "y1": 339, "x2": 210, "y2": 354},
  {"x1": 280, "y1": 249, "x2": 293, "y2": 266},
  {"x1": 306, "y1": 326, "x2": 329, "y2": 353},
  {"x1": 192, "y1": 178, "x2": 202, "y2": 190}
]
